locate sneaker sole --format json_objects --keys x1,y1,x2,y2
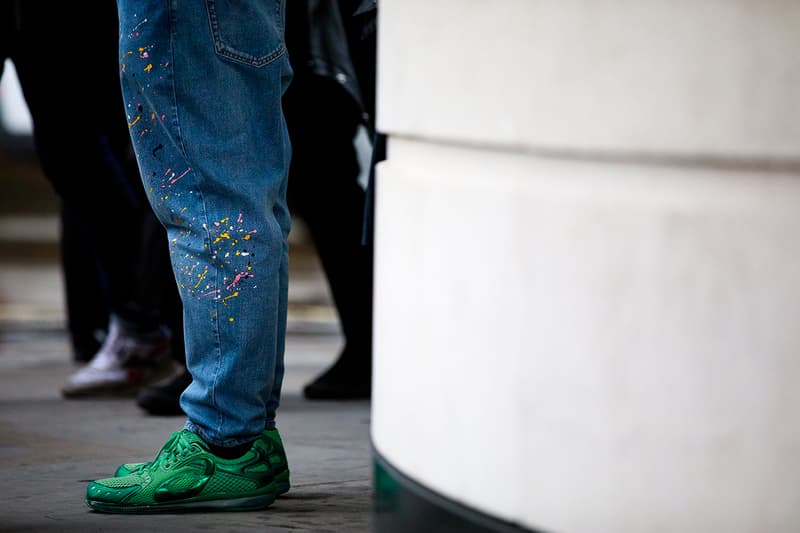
[{"x1": 86, "y1": 491, "x2": 277, "y2": 514}]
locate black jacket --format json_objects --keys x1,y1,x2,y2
[{"x1": 285, "y1": 0, "x2": 377, "y2": 133}]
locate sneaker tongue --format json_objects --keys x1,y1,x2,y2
[
  {"x1": 154, "y1": 430, "x2": 200, "y2": 467},
  {"x1": 155, "y1": 431, "x2": 180, "y2": 453},
  {"x1": 154, "y1": 430, "x2": 192, "y2": 459},
  {"x1": 173, "y1": 430, "x2": 214, "y2": 456}
]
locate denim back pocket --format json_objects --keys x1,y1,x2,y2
[{"x1": 206, "y1": 0, "x2": 285, "y2": 67}]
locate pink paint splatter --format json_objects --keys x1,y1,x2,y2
[
  {"x1": 198, "y1": 289, "x2": 220, "y2": 298},
  {"x1": 226, "y1": 271, "x2": 254, "y2": 291},
  {"x1": 170, "y1": 168, "x2": 191, "y2": 184}
]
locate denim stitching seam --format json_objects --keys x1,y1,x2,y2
[{"x1": 205, "y1": 0, "x2": 286, "y2": 68}]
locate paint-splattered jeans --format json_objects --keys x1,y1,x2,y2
[{"x1": 116, "y1": 0, "x2": 293, "y2": 447}]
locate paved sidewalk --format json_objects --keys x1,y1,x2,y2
[
  {"x1": 0, "y1": 323, "x2": 374, "y2": 532},
  {"x1": 0, "y1": 217, "x2": 375, "y2": 532}
]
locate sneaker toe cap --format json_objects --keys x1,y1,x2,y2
[{"x1": 86, "y1": 478, "x2": 142, "y2": 504}]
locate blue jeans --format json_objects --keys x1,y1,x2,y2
[{"x1": 116, "y1": 0, "x2": 293, "y2": 447}]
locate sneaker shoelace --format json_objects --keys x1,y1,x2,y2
[
  {"x1": 163, "y1": 438, "x2": 192, "y2": 468},
  {"x1": 142, "y1": 431, "x2": 195, "y2": 472},
  {"x1": 120, "y1": 431, "x2": 195, "y2": 476}
]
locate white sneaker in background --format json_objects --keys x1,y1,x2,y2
[{"x1": 61, "y1": 315, "x2": 172, "y2": 398}]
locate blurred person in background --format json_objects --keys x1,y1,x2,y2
[
  {"x1": 0, "y1": 1, "x2": 185, "y2": 397},
  {"x1": 288, "y1": 0, "x2": 377, "y2": 401}
]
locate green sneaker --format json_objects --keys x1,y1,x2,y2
[
  {"x1": 85, "y1": 429, "x2": 277, "y2": 513},
  {"x1": 113, "y1": 428, "x2": 290, "y2": 496}
]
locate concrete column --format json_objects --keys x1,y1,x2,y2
[{"x1": 370, "y1": 1, "x2": 800, "y2": 532}]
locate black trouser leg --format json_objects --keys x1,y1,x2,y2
[
  {"x1": 60, "y1": 205, "x2": 110, "y2": 362},
  {"x1": 284, "y1": 76, "x2": 373, "y2": 388},
  {"x1": 11, "y1": 2, "x2": 153, "y2": 324}
]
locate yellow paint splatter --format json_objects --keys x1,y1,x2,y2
[
  {"x1": 229, "y1": 317, "x2": 235, "y2": 322},
  {"x1": 243, "y1": 235, "x2": 251, "y2": 240},
  {"x1": 128, "y1": 115, "x2": 141, "y2": 127},
  {"x1": 144, "y1": 63, "x2": 153, "y2": 72},
  {"x1": 212, "y1": 232, "x2": 231, "y2": 244},
  {"x1": 222, "y1": 291, "x2": 239, "y2": 304},
  {"x1": 193, "y1": 267, "x2": 209, "y2": 288}
]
